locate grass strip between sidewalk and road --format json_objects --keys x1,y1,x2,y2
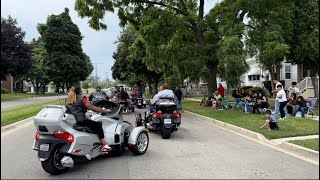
[
  {"x1": 1, "y1": 92, "x2": 57, "y2": 101},
  {"x1": 289, "y1": 138, "x2": 319, "y2": 152},
  {"x1": 183, "y1": 100, "x2": 319, "y2": 140},
  {"x1": 1, "y1": 100, "x2": 64, "y2": 127}
]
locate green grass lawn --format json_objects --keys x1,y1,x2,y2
[
  {"x1": 1, "y1": 100, "x2": 64, "y2": 126},
  {"x1": 1, "y1": 92, "x2": 57, "y2": 101},
  {"x1": 183, "y1": 100, "x2": 319, "y2": 140},
  {"x1": 289, "y1": 138, "x2": 319, "y2": 151}
]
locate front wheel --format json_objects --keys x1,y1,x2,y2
[
  {"x1": 128, "y1": 131, "x2": 149, "y2": 155},
  {"x1": 41, "y1": 146, "x2": 69, "y2": 175}
]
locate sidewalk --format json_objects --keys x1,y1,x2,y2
[
  {"x1": 271, "y1": 135, "x2": 319, "y2": 145},
  {"x1": 1, "y1": 95, "x2": 67, "y2": 110}
]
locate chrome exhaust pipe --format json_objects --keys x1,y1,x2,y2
[{"x1": 61, "y1": 156, "x2": 74, "y2": 168}]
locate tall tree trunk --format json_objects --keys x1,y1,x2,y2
[
  {"x1": 35, "y1": 83, "x2": 40, "y2": 94},
  {"x1": 40, "y1": 83, "x2": 45, "y2": 94},
  {"x1": 148, "y1": 80, "x2": 153, "y2": 94},
  {"x1": 62, "y1": 83, "x2": 65, "y2": 93},
  {"x1": 154, "y1": 81, "x2": 159, "y2": 94},
  {"x1": 206, "y1": 61, "x2": 218, "y2": 96},
  {"x1": 311, "y1": 72, "x2": 319, "y2": 98},
  {"x1": 55, "y1": 82, "x2": 60, "y2": 93}
]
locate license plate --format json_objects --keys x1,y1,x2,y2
[
  {"x1": 40, "y1": 144, "x2": 49, "y2": 151},
  {"x1": 120, "y1": 104, "x2": 124, "y2": 107},
  {"x1": 164, "y1": 118, "x2": 171, "y2": 124}
]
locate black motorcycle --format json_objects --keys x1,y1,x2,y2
[
  {"x1": 119, "y1": 99, "x2": 134, "y2": 113},
  {"x1": 136, "y1": 98, "x2": 181, "y2": 139}
]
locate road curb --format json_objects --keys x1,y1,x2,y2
[
  {"x1": 184, "y1": 110, "x2": 319, "y2": 163},
  {"x1": 1, "y1": 116, "x2": 34, "y2": 134}
]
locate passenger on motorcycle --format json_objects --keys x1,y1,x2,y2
[
  {"x1": 89, "y1": 86, "x2": 109, "y2": 104},
  {"x1": 67, "y1": 87, "x2": 112, "y2": 152}
]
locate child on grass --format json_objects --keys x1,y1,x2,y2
[{"x1": 260, "y1": 110, "x2": 279, "y2": 131}]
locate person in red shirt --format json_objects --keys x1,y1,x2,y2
[
  {"x1": 67, "y1": 87, "x2": 112, "y2": 152},
  {"x1": 217, "y1": 83, "x2": 225, "y2": 97}
]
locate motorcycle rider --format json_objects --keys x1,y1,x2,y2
[
  {"x1": 67, "y1": 87, "x2": 112, "y2": 152},
  {"x1": 89, "y1": 86, "x2": 109, "y2": 104},
  {"x1": 119, "y1": 87, "x2": 130, "y2": 100},
  {"x1": 150, "y1": 83, "x2": 176, "y2": 113}
]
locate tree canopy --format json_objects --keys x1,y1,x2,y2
[
  {"x1": 38, "y1": 8, "x2": 93, "y2": 91},
  {"x1": 1, "y1": 16, "x2": 32, "y2": 81}
]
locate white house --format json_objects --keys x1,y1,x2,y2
[{"x1": 185, "y1": 55, "x2": 317, "y2": 97}]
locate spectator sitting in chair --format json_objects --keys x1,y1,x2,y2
[
  {"x1": 247, "y1": 92, "x2": 258, "y2": 113},
  {"x1": 212, "y1": 91, "x2": 223, "y2": 110},
  {"x1": 253, "y1": 92, "x2": 268, "y2": 114},
  {"x1": 286, "y1": 93, "x2": 298, "y2": 115},
  {"x1": 239, "y1": 91, "x2": 252, "y2": 112},
  {"x1": 292, "y1": 96, "x2": 308, "y2": 117},
  {"x1": 231, "y1": 88, "x2": 241, "y2": 110}
]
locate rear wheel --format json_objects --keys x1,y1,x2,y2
[
  {"x1": 132, "y1": 107, "x2": 135, "y2": 112},
  {"x1": 41, "y1": 146, "x2": 69, "y2": 175},
  {"x1": 161, "y1": 126, "x2": 171, "y2": 139},
  {"x1": 128, "y1": 131, "x2": 149, "y2": 155}
]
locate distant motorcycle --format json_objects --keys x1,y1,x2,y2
[
  {"x1": 119, "y1": 99, "x2": 134, "y2": 113},
  {"x1": 136, "y1": 97, "x2": 181, "y2": 139}
]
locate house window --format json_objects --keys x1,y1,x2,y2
[
  {"x1": 285, "y1": 66, "x2": 291, "y2": 79},
  {"x1": 248, "y1": 75, "x2": 260, "y2": 81}
]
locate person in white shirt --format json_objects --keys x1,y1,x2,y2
[
  {"x1": 271, "y1": 79, "x2": 288, "y2": 117},
  {"x1": 276, "y1": 84, "x2": 287, "y2": 120},
  {"x1": 150, "y1": 83, "x2": 175, "y2": 105},
  {"x1": 287, "y1": 82, "x2": 300, "y2": 97}
]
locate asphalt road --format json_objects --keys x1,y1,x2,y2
[
  {"x1": 1, "y1": 107, "x2": 319, "y2": 179},
  {"x1": 1, "y1": 95, "x2": 67, "y2": 110}
]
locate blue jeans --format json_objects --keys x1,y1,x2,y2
[
  {"x1": 233, "y1": 98, "x2": 241, "y2": 109},
  {"x1": 239, "y1": 102, "x2": 246, "y2": 111},
  {"x1": 245, "y1": 103, "x2": 251, "y2": 113},
  {"x1": 177, "y1": 100, "x2": 182, "y2": 110},
  {"x1": 293, "y1": 107, "x2": 308, "y2": 117},
  {"x1": 274, "y1": 99, "x2": 288, "y2": 117}
]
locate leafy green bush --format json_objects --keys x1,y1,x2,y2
[
  {"x1": 263, "y1": 80, "x2": 272, "y2": 92},
  {"x1": 1, "y1": 88, "x2": 9, "y2": 94},
  {"x1": 245, "y1": 87, "x2": 264, "y2": 94},
  {"x1": 231, "y1": 86, "x2": 253, "y2": 97}
]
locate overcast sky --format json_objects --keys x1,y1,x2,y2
[{"x1": 1, "y1": 0, "x2": 217, "y2": 82}]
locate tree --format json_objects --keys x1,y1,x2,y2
[
  {"x1": 286, "y1": 0, "x2": 319, "y2": 98},
  {"x1": 111, "y1": 26, "x2": 163, "y2": 94},
  {"x1": 24, "y1": 38, "x2": 49, "y2": 94},
  {"x1": 1, "y1": 16, "x2": 32, "y2": 81},
  {"x1": 38, "y1": 8, "x2": 93, "y2": 92},
  {"x1": 75, "y1": 0, "x2": 223, "y2": 95}
]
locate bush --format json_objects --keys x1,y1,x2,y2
[
  {"x1": 263, "y1": 81, "x2": 272, "y2": 92},
  {"x1": 231, "y1": 86, "x2": 253, "y2": 97},
  {"x1": 245, "y1": 87, "x2": 264, "y2": 95},
  {"x1": 1, "y1": 88, "x2": 9, "y2": 94}
]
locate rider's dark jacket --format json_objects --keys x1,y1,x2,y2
[
  {"x1": 89, "y1": 91, "x2": 109, "y2": 102},
  {"x1": 69, "y1": 94, "x2": 88, "y2": 123}
]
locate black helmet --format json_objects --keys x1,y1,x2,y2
[
  {"x1": 96, "y1": 86, "x2": 101, "y2": 91},
  {"x1": 74, "y1": 87, "x2": 82, "y2": 94}
]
